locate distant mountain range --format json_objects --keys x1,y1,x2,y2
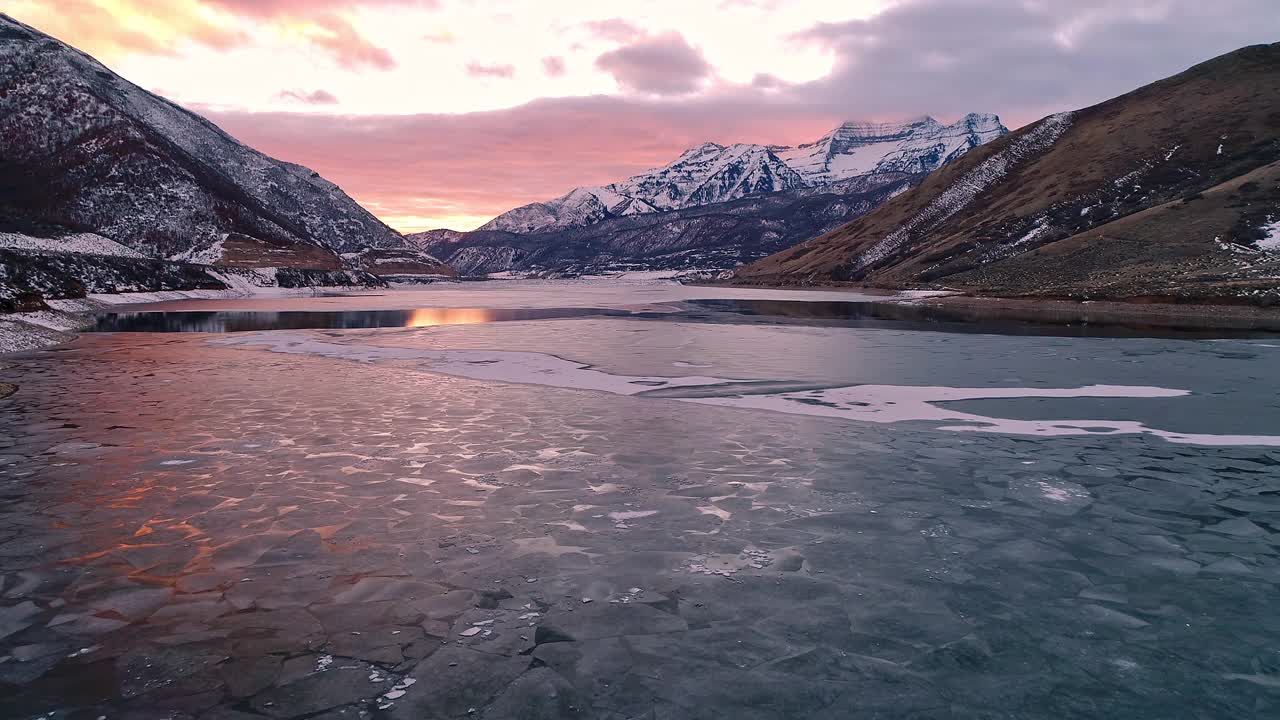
[
  {"x1": 410, "y1": 179, "x2": 916, "y2": 276},
  {"x1": 479, "y1": 114, "x2": 1007, "y2": 234},
  {"x1": 738, "y1": 42, "x2": 1280, "y2": 305},
  {"x1": 0, "y1": 13, "x2": 449, "y2": 308},
  {"x1": 415, "y1": 115, "x2": 1007, "y2": 274}
]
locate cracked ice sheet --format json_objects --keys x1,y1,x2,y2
[{"x1": 211, "y1": 331, "x2": 1280, "y2": 447}]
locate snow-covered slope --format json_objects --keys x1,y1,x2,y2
[
  {"x1": 739, "y1": 43, "x2": 1280, "y2": 305},
  {"x1": 479, "y1": 114, "x2": 1008, "y2": 233},
  {"x1": 776, "y1": 114, "x2": 1006, "y2": 184},
  {"x1": 0, "y1": 13, "x2": 405, "y2": 259}
]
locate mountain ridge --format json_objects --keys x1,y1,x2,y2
[
  {"x1": 0, "y1": 12, "x2": 451, "y2": 305},
  {"x1": 736, "y1": 42, "x2": 1280, "y2": 305},
  {"x1": 409, "y1": 176, "x2": 920, "y2": 276},
  {"x1": 476, "y1": 113, "x2": 1007, "y2": 235}
]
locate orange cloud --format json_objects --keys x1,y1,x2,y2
[
  {"x1": 11, "y1": 0, "x2": 406, "y2": 70},
  {"x1": 201, "y1": 0, "x2": 436, "y2": 69},
  {"x1": 10, "y1": 0, "x2": 248, "y2": 60}
]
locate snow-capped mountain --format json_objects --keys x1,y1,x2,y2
[
  {"x1": 478, "y1": 114, "x2": 1007, "y2": 234},
  {"x1": 410, "y1": 177, "x2": 917, "y2": 276},
  {"x1": 738, "y1": 43, "x2": 1280, "y2": 304},
  {"x1": 776, "y1": 114, "x2": 1006, "y2": 183},
  {"x1": 0, "y1": 13, "x2": 416, "y2": 288}
]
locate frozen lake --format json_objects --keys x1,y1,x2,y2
[{"x1": 2, "y1": 280, "x2": 1278, "y2": 718}]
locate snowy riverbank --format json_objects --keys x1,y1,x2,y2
[{"x1": 0, "y1": 284, "x2": 395, "y2": 354}]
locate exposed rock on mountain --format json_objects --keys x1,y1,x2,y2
[
  {"x1": 738, "y1": 44, "x2": 1280, "y2": 305},
  {"x1": 479, "y1": 114, "x2": 1007, "y2": 234},
  {"x1": 0, "y1": 13, "x2": 444, "y2": 304},
  {"x1": 348, "y1": 247, "x2": 457, "y2": 281}
]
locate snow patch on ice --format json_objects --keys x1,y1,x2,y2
[
  {"x1": 608, "y1": 510, "x2": 658, "y2": 521},
  {"x1": 210, "y1": 331, "x2": 1280, "y2": 447}
]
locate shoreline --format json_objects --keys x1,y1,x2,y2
[
  {"x1": 6, "y1": 280, "x2": 1280, "y2": 356},
  {"x1": 689, "y1": 281, "x2": 1280, "y2": 333},
  {"x1": 912, "y1": 294, "x2": 1280, "y2": 332},
  {"x1": 0, "y1": 284, "x2": 397, "y2": 354}
]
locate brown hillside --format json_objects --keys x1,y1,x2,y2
[{"x1": 738, "y1": 43, "x2": 1280, "y2": 304}]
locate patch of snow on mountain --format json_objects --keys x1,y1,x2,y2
[
  {"x1": 478, "y1": 113, "x2": 1008, "y2": 234},
  {"x1": 169, "y1": 235, "x2": 227, "y2": 265},
  {"x1": 0, "y1": 232, "x2": 145, "y2": 258},
  {"x1": 854, "y1": 112, "x2": 1074, "y2": 271},
  {"x1": 1259, "y1": 217, "x2": 1280, "y2": 252}
]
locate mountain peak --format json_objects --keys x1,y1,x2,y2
[
  {"x1": 673, "y1": 141, "x2": 728, "y2": 160},
  {"x1": 832, "y1": 117, "x2": 940, "y2": 136},
  {"x1": 478, "y1": 111, "x2": 1008, "y2": 234}
]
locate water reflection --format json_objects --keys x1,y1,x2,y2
[
  {"x1": 92, "y1": 307, "x2": 627, "y2": 333},
  {"x1": 683, "y1": 299, "x2": 1280, "y2": 338},
  {"x1": 407, "y1": 307, "x2": 503, "y2": 327},
  {"x1": 89, "y1": 299, "x2": 1280, "y2": 338}
]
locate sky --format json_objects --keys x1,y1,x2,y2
[{"x1": 10, "y1": 0, "x2": 1280, "y2": 232}]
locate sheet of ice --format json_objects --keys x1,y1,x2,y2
[
  {"x1": 685, "y1": 384, "x2": 1280, "y2": 446},
  {"x1": 210, "y1": 331, "x2": 1280, "y2": 447},
  {"x1": 117, "y1": 278, "x2": 900, "y2": 312}
]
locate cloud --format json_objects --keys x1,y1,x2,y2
[
  {"x1": 202, "y1": 0, "x2": 439, "y2": 16},
  {"x1": 594, "y1": 32, "x2": 712, "y2": 96},
  {"x1": 276, "y1": 89, "x2": 340, "y2": 104},
  {"x1": 582, "y1": 18, "x2": 643, "y2": 43},
  {"x1": 10, "y1": 0, "x2": 249, "y2": 60},
  {"x1": 202, "y1": 96, "x2": 843, "y2": 231},
  {"x1": 20, "y1": 0, "x2": 1280, "y2": 232},
  {"x1": 466, "y1": 62, "x2": 516, "y2": 79},
  {"x1": 751, "y1": 73, "x2": 782, "y2": 90},
  {"x1": 786, "y1": 0, "x2": 1280, "y2": 126},
  {"x1": 304, "y1": 14, "x2": 396, "y2": 70},
  {"x1": 542, "y1": 56, "x2": 567, "y2": 77},
  {"x1": 24, "y1": 0, "x2": 413, "y2": 70}
]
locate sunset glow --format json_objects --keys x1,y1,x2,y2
[
  {"x1": 405, "y1": 308, "x2": 499, "y2": 327},
  {"x1": 10, "y1": 1, "x2": 1280, "y2": 232}
]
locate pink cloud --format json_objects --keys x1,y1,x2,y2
[
  {"x1": 202, "y1": 97, "x2": 845, "y2": 231},
  {"x1": 542, "y1": 56, "x2": 566, "y2": 77},
  {"x1": 306, "y1": 14, "x2": 396, "y2": 70},
  {"x1": 595, "y1": 32, "x2": 712, "y2": 96},
  {"x1": 465, "y1": 62, "x2": 516, "y2": 79},
  {"x1": 582, "y1": 18, "x2": 643, "y2": 43}
]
